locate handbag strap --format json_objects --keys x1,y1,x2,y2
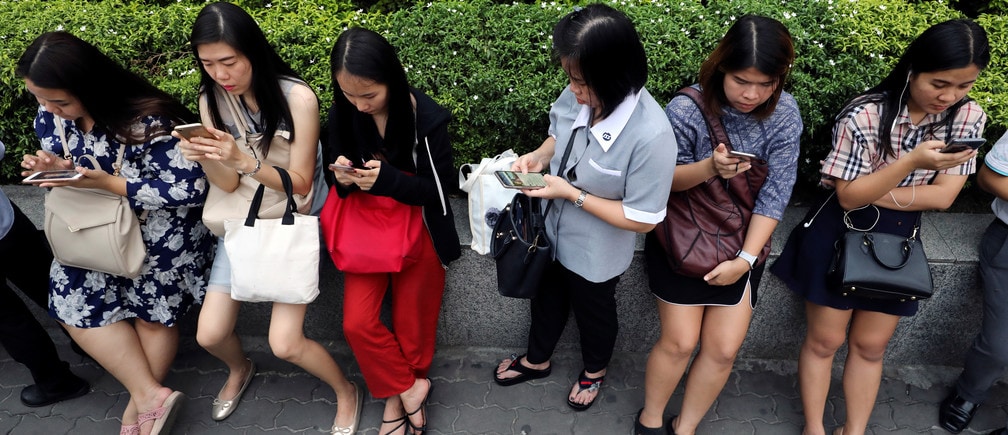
[
  {"x1": 53, "y1": 115, "x2": 127, "y2": 176},
  {"x1": 543, "y1": 126, "x2": 582, "y2": 219},
  {"x1": 245, "y1": 166, "x2": 297, "y2": 227},
  {"x1": 676, "y1": 87, "x2": 732, "y2": 152}
]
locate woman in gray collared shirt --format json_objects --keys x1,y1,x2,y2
[{"x1": 490, "y1": 4, "x2": 676, "y2": 412}]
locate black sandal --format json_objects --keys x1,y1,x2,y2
[
  {"x1": 381, "y1": 416, "x2": 407, "y2": 435},
  {"x1": 567, "y1": 370, "x2": 604, "y2": 411},
  {"x1": 492, "y1": 353, "x2": 552, "y2": 386},
  {"x1": 404, "y1": 378, "x2": 432, "y2": 435}
]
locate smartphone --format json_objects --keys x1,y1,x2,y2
[
  {"x1": 328, "y1": 163, "x2": 357, "y2": 172},
  {"x1": 495, "y1": 171, "x2": 547, "y2": 189},
  {"x1": 22, "y1": 170, "x2": 83, "y2": 184},
  {"x1": 729, "y1": 150, "x2": 757, "y2": 160},
  {"x1": 940, "y1": 137, "x2": 986, "y2": 154},
  {"x1": 173, "y1": 123, "x2": 214, "y2": 140}
]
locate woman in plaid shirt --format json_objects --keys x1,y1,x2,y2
[{"x1": 772, "y1": 19, "x2": 989, "y2": 435}]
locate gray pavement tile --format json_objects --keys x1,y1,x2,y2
[
  {"x1": 695, "y1": 417, "x2": 755, "y2": 434},
  {"x1": 431, "y1": 379, "x2": 491, "y2": 408},
  {"x1": 257, "y1": 373, "x2": 317, "y2": 404},
  {"x1": 0, "y1": 360, "x2": 30, "y2": 389},
  {"x1": 751, "y1": 419, "x2": 803, "y2": 434},
  {"x1": 274, "y1": 398, "x2": 336, "y2": 432},
  {"x1": 9, "y1": 413, "x2": 74, "y2": 435},
  {"x1": 0, "y1": 412, "x2": 21, "y2": 434},
  {"x1": 714, "y1": 392, "x2": 778, "y2": 424}
]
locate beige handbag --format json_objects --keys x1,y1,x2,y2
[
  {"x1": 43, "y1": 118, "x2": 146, "y2": 278},
  {"x1": 201, "y1": 89, "x2": 312, "y2": 237}
]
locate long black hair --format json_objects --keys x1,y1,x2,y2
[
  {"x1": 551, "y1": 4, "x2": 647, "y2": 120},
  {"x1": 837, "y1": 19, "x2": 989, "y2": 157},
  {"x1": 190, "y1": 2, "x2": 306, "y2": 157},
  {"x1": 329, "y1": 27, "x2": 416, "y2": 170},
  {"x1": 16, "y1": 31, "x2": 194, "y2": 144}
]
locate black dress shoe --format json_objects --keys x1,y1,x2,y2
[
  {"x1": 939, "y1": 392, "x2": 980, "y2": 434},
  {"x1": 20, "y1": 377, "x2": 90, "y2": 407},
  {"x1": 633, "y1": 408, "x2": 664, "y2": 435}
]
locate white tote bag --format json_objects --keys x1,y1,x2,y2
[
  {"x1": 224, "y1": 167, "x2": 320, "y2": 304},
  {"x1": 458, "y1": 149, "x2": 518, "y2": 255}
]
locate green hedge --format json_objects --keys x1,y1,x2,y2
[{"x1": 1, "y1": 0, "x2": 1006, "y2": 189}]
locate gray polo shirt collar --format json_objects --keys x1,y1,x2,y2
[{"x1": 571, "y1": 90, "x2": 643, "y2": 152}]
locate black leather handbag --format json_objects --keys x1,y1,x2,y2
[
  {"x1": 489, "y1": 127, "x2": 581, "y2": 299},
  {"x1": 491, "y1": 194, "x2": 551, "y2": 298},
  {"x1": 828, "y1": 214, "x2": 933, "y2": 301}
]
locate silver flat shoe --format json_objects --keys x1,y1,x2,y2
[
  {"x1": 211, "y1": 358, "x2": 256, "y2": 421},
  {"x1": 331, "y1": 382, "x2": 364, "y2": 434}
]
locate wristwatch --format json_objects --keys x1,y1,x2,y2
[
  {"x1": 574, "y1": 190, "x2": 588, "y2": 208},
  {"x1": 238, "y1": 158, "x2": 261, "y2": 177},
  {"x1": 736, "y1": 249, "x2": 757, "y2": 269}
]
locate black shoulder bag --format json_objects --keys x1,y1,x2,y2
[{"x1": 490, "y1": 128, "x2": 580, "y2": 298}]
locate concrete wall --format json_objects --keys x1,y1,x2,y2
[{"x1": 6, "y1": 185, "x2": 991, "y2": 366}]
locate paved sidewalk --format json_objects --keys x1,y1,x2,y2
[{"x1": 1, "y1": 332, "x2": 1007, "y2": 435}]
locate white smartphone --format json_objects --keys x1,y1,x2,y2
[
  {"x1": 173, "y1": 123, "x2": 214, "y2": 140},
  {"x1": 729, "y1": 150, "x2": 757, "y2": 160},
  {"x1": 22, "y1": 170, "x2": 83, "y2": 184},
  {"x1": 940, "y1": 137, "x2": 986, "y2": 154},
  {"x1": 495, "y1": 171, "x2": 546, "y2": 189}
]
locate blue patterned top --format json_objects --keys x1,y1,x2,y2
[
  {"x1": 665, "y1": 85, "x2": 803, "y2": 220},
  {"x1": 34, "y1": 108, "x2": 215, "y2": 328}
]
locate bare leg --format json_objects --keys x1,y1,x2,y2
[
  {"x1": 674, "y1": 288, "x2": 754, "y2": 435},
  {"x1": 838, "y1": 310, "x2": 899, "y2": 435},
  {"x1": 798, "y1": 302, "x2": 853, "y2": 435},
  {"x1": 639, "y1": 302, "x2": 703, "y2": 428},
  {"x1": 196, "y1": 290, "x2": 249, "y2": 401},
  {"x1": 269, "y1": 302, "x2": 356, "y2": 428},
  {"x1": 122, "y1": 321, "x2": 179, "y2": 425},
  {"x1": 64, "y1": 322, "x2": 172, "y2": 429}
]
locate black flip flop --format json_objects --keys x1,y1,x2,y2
[
  {"x1": 493, "y1": 353, "x2": 552, "y2": 386},
  {"x1": 567, "y1": 370, "x2": 603, "y2": 411}
]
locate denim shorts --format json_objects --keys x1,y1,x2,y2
[{"x1": 207, "y1": 237, "x2": 231, "y2": 291}]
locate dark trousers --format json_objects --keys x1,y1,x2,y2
[
  {"x1": 956, "y1": 219, "x2": 1008, "y2": 414},
  {"x1": 526, "y1": 261, "x2": 620, "y2": 373},
  {"x1": 0, "y1": 202, "x2": 75, "y2": 390}
]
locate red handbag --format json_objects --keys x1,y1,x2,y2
[{"x1": 319, "y1": 186, "x2": 424, "y2": 274}]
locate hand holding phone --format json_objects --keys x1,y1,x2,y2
[
  {"x1": 173, "y1": 123, "x2": 214, "y2": 140},
  {"x1": 495, "y1": 171, "x2": 547, "y2": 189},
  {"x1": 22, "y1": 170, "x2": 83, "y2": 184},
  {"x1": 940, "y1": 137, "x2": 985, "y2": 154}
]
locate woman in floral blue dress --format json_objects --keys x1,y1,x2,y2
[{"x1": 18, "y1": 31, "x2": 213, "y2": 435}]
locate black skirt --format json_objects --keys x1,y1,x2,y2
[
  {"x1": 769, "y1": 192, "x2": 921, "y2": 317},
  {"x1": 644, "y1": 232, "x2": 764, "y2": 307}
]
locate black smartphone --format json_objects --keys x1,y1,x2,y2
[
  {"x1": 940, "y1": 137, "x2": 986, "y2": 154},
  {"x1": 495, "y1": 171, "x2": 546, "y2": 189},
  {"x1": 328, "y1": 163, "x2": 356, "y2": 172}
]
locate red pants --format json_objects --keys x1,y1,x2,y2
[{"x1": 341, "y1": 229, "x2": 445, "y2": 398}]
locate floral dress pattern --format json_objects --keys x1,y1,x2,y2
[{"x1": 34, "y1": 108, "x2": 215, "y2": 328}]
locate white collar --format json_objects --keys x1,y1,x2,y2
[{"x1": 571, "y1": 90, "x2": 642, "y2": 152}]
